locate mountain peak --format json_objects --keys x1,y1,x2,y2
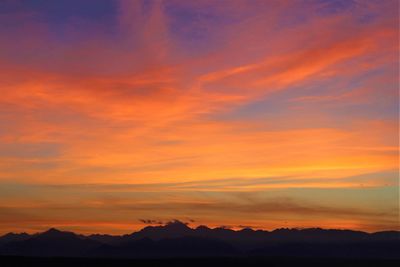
[
  {"x1": 46, "y1": 228, "x2": 62, "y2": 233},
  {"x1": 164, "y1": 220, "x2": 191, "y2": 230},
  {"x1": 38, "y1": 228, "x2": 77, "y2": 239},
  {"x1": 132, "y1": 220, "x2": 192, "y2": 240},
  {"x1": 2, "y1": 232, "x2": 30, "y2": 238},
  {"x1": 0, "y1": 232, "x2": 31, "y2": 244}
]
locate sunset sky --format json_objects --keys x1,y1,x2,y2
[{"x1": 0, "y1": 0, "x2": 398, "y2": 234}]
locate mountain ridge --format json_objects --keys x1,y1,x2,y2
[{"x1": 1, "y1": 221, "x2": 398, "y2": 259}]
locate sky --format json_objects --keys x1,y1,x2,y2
[{"x1": 0, "y1": 0, "x2": 398, "y2": 234}]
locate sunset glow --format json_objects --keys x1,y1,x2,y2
[{"x1": 0, "y1": 0, "x2": 398, "y2": 234}]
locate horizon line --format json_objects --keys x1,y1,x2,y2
[{"x1": 2, "y1": 221, "x2": 399, "y2": 237}]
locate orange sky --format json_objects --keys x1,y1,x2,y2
[{"x1": 0, "y1": 0, "x2": 398, "y2": 234}]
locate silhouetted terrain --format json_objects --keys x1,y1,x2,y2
[
  {"x1": 1, "y1": 256, "x2": 399, "y2": 267},
  {"x1": 0, "y1": 221, "x2": 399, "y2": 266}
]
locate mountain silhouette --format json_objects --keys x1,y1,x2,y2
[
  {"x1": 128, "y1": 220, "x2": 193, "y2": 241},
  {"x1": 0, "y1": 228, "x2": 100, "y2": 257},
  {"x1": 0, "y1": 232, "x2": 30, "y2": 246},
  {"x1": 0, "y1": 221, "x2": 399, "y2": 259}
]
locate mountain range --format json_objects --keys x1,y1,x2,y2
[{"x1": 0, "y1": 221, "x2": 399, "y2": 259}]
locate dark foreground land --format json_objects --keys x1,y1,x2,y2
[
  {"x1": 1, "y1": 223, "x2": 398, "y2": 266},
  {"x1": 1, "y1": 256, "x2": 399, "y2": 267}
]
